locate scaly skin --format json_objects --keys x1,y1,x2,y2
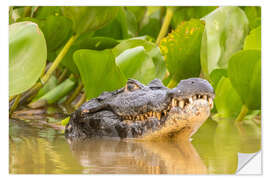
[{"x1": 65, "y1": 78, "x2": 215, "y2": 140}]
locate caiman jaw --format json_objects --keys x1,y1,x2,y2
[
  {"x1": 119, "y1": 93, "x2": 214, "y2": 139},
  {"x1": 120, "y1": 94, "x2": 214, "y2": 122},
  {"x1": 140, "y1": 94, "x2": 214, "y2": 140}
]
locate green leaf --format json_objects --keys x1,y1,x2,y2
[
  {"x1": 126, "y1": 6, "x2": 147, "y2": 25},
  {"x1": 16, "y1": 15, "x2": 73, "y2": 52},
  {"x1": 210, "y1": 68, "x2": 227, "y2": 89},
  {"x1": 244, "y1": 26, "x2": 261, "y2": 50},
  {"x1": 12, "y1": 7, "x2": 25, "y2": 22},
  {"x1": 139, "y1": 8, "x2": 161, "y2": 39},
  {"x1": 159, "y1": 19, "x2": 204, "y2": 84},
  {"x1": 73, "y1": 49, "x2": 127, "y2": 100},
  {"x1": 228, "y1": 50, "x2": 261, "y2": 110},
  {"x1": 9, "y1": 21, "x2": 47, "y2": 97},
  {"x1": 94, "y1": 7, "x2": 138, "y2": 39},
  {"x1": 39, "y1": 15, "x2": 73, "y2": 51},
  {"x1": 115, "y1": 47, "x2": 154, "y2": 84},
  {"x1": 32, "y1": 75, "x2": 58, "y2": 101},
  {"x1": 200, "y1": 7, "x2": 249, "y2": 78},
  {"x1": 125, "y1": 9, "x2": 138, "y2": 37},
  {"x1": 29, "y1": 78, "x2": 76, "y2": 108},
  {"x1": 38, "y1": 78, "x2": 75, "y2": 104},
  {"x1": 113, "y1": 38, "x2": 166, "y2": 83},
  {"x1": 61, "y1": 34, "x2": 119, "y2": 74},
  {"x1": 171, "y1": 6, "x2": 217, "y2": 29},
  {"x1": 241, "y1": 6, "x2": 261, "y2": 30},
  {"x1": 61, "y1": 6, "x2": 120, "y2": 35},
  {"x1": 214, "y1": 77, "x2": 242, "y2": 118},
  {"x1": 94, "y1": 7, "x2": 129, "y2": 39},
  {"x1": 61, "y1": 116, "x2": 70, "y2": 126},
  {"x1": 33, "y1": 6, "x2": 62, "y2": 19}
]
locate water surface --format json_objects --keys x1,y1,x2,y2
[{"x1": 9, "y1": 117, "x2": 261, "y2": 174}]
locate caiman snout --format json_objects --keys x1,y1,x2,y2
[{"x1": 168, "y1": 78, "x2": 215, "y2": 98}]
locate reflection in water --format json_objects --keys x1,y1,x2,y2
[
  {"x1": 192, "y1": 118, "x2": 261, "y2": 174},
  {"x1": 9, "y1": 118, "x2": 261, "y2": 174},
  {"x1": 68, "y1": 138, "x2": 207, "y2": 174}
]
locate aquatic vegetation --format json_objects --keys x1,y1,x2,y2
[{"x1": 9, "y1": 6, "x2": 261, "y2": 123}]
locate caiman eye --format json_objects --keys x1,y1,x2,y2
[{"x1": 125, "y1": 83, "x2": 140, "y2": 92}]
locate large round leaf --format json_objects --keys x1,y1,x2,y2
[
  {"x1": 228, "y1": 50, "x2": 261, "y2": 110},
  {"x1": 200, "y1": 7, "x2": 249, "y2": 78},
  {"x1": 159, "y1": 19, "x2": 204, "y2": 84},
  {"x1": 112, "y1": 38, "x2": 166, "y2": 83},
  {"x1": 16, "y1": 15, "x2": 73, "y2": 52},
  {"x1": 39, "y1": 15, "x2": 73, "y2": 51},
  {"x1": 9, "y1": 21, "x2": 47, "y2": 97},
  {"x1": 171, "y1": 6, "x2": 217, "y2": 29},
  {"x1": 116, "y1": 46, "x2": 156, "y2": 84},
  {"x1": 61, "y1": 34, "x2": 119, "y2": 74},
  {"x1": 73, "y1": 49, "x2": 126, "y2": 100},
  {"x1": 61, "y1": 7, "x2": 119, "y2": 35}
]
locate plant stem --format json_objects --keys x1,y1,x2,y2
[
  {"x1": 9, "y1": 94, "x2": 21, "y2": 115},
  {"x1": 74, "y1": 93, "x2": 86, "y2": 110},
  {"x1": 57, "y1": 68, "x2": 68, "y2": 83},
  {"x1": 17, "y1": 34, "x2": 79, "y2": 106},
  {"x1": 41, "y1": 34, "x2": 79, "y2": 84},
  {"x1": 23, "y1": 6, "x2": 32, "y2": 17},
  {"x1": 65, "y1": 81, "x2": 83, "y2": 105},
  {"x1": 9, "y1": 95, "x2": 16, "y2": 102},
  {"x1": 156, "y1": 7, "x2": 174, "y2": 45},
  {"x1": 235, "y1": 105, "x2": 249, "y2": 123},
  {"x1": 9, "y1": 6, "x2": 14, "y2": 24},
  {"x1": 167, "y1": 78, "x2": 178, "y2": 88}
]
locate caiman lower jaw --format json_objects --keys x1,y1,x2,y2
[{"x1": 140, "y1": 95, "x2": 214, "y2": 140}]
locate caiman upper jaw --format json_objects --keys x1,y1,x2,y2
[{"x1": 118, "y1": 78, "x2": 215, "y2": 122}]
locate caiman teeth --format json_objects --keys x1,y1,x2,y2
[
  {"x1": 163, "y1": 110, "x2": 167, "y2": 116},
  {"x1": 203, "y1": 95, "x2": 207, "y2": 100},
  {"x1": 157, "y1": 112, "x2": 161, "y2": 120},
  {"x1": 208, "y1": 97, "x2": 213, "y2": 109},
  {"x1": 122, "y1": 94, "x2": 214, "y2": 122},
  {"x1": 179, "y1": 100, "x2": 185, "y2": 109},
  {"x1": 172, "y1": 99, "x2": 178, "y2": 107}
]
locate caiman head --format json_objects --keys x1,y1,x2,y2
[{"x1": 65, "y1": 78, "x2": 215, "y2": 140}]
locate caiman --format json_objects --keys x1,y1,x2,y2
[{"x1": 65, "y1": 78, "x2": 215, "y2": 140}]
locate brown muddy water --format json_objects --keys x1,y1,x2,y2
[{"x1": 9, "y1": 117, "x2": 261, "y2": 174}]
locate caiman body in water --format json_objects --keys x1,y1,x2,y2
[{"x1": 65, "y1": 78, "x2": 215, "y2": 139}]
